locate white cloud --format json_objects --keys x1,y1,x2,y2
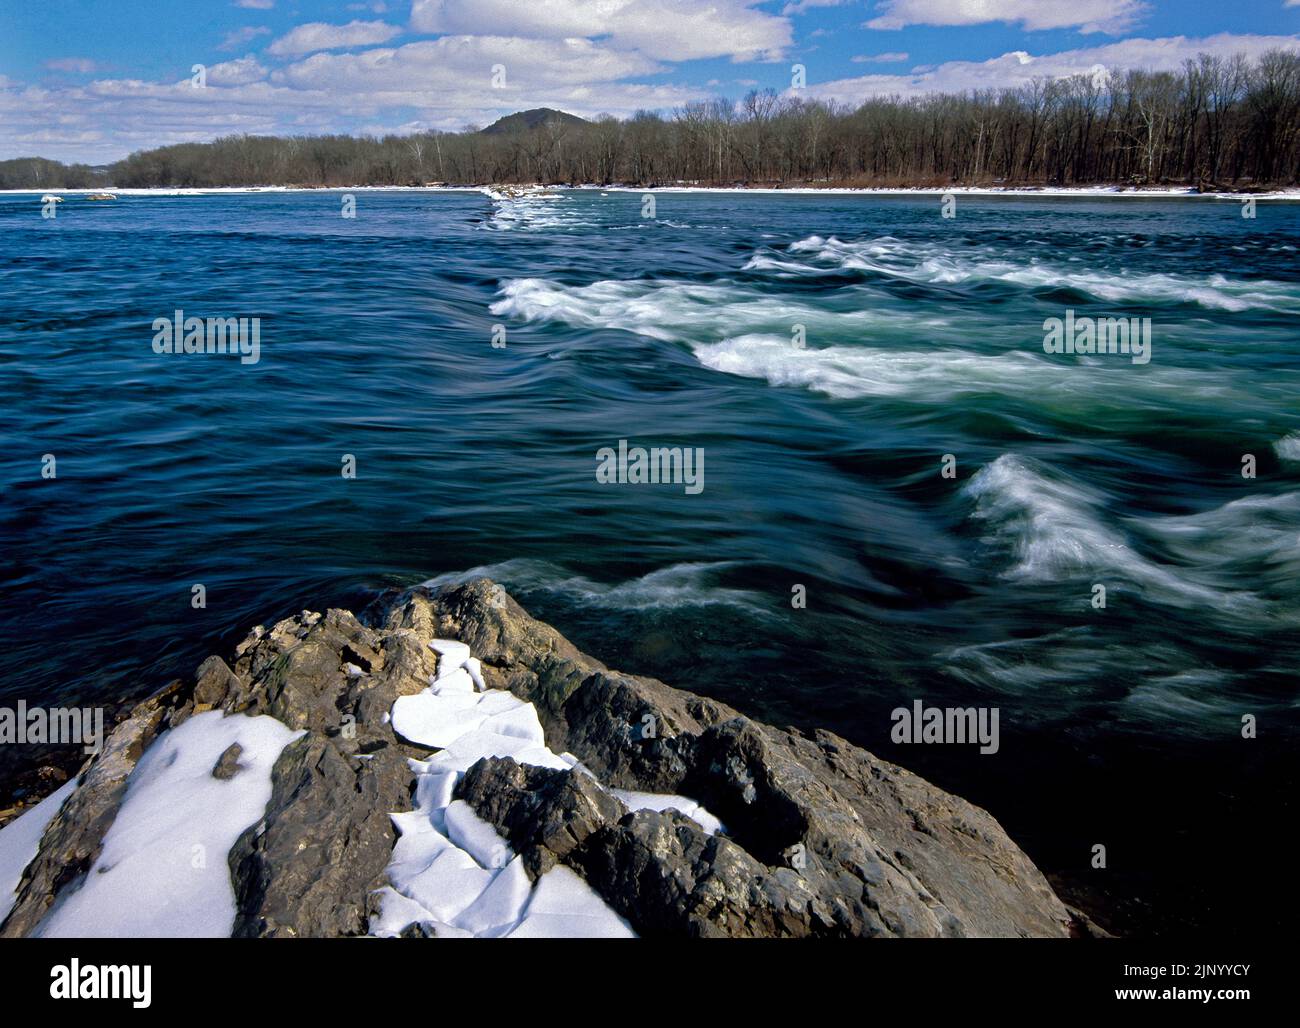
[
  {"x1": 220, "y1": 26, "x2": 271, "y2": 51},
  {"x1": 0, "y1": 33, "x2": 704, "y2": 163},
  {"x1": 267, "y1": 20, "x2": 403, "y2": 57},
  {"x1": 808, "y1": 32, "x2": 1300, "y2": 104},
  {"x1": 410, "y1": 0, "x2": 791, "y2": 61},
  {"x1": 205, "y1": 56, "x2": 270, "y2": 86},
  {"x1": 851, "y1": 52, "x2": 910, "y2": 63},
  {"x1": 782, "y1": 0, "x2": 847, "y2": 14},
  {"x1": 276, "y1": 36, "x2": 661, "y2": 93},
  {"x1": 865, "y1": 0, "x2": 1150, "y2": 34},
  {"x1": 45, "y1": 58, "x2": 99, "y2": 74},
  {"x1": 234, "y1": 1, "x2": 275, "y2": 9}
]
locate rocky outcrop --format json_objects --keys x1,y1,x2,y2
[{"x1": 1, "y1": 579, "x2": 1078, "y2": 938}]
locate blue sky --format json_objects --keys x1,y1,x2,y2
[{"x1": 2, "y1": 1, "x2": 1298, "y2": 163}]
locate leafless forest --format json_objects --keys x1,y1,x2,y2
[{"x1": 6, "y1": 50, "x2": 1298, "y2": 190}]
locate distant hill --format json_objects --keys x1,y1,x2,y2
[{"x1": 480, "y1": 108, "x2": 590, "y2": 136}]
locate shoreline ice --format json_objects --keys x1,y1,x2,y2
[{"x1": 6, "y1": 184, "x2": 1298, "y2": 200}]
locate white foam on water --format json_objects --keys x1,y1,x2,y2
[
  {"x1": 483, "y1": 189, "x2": 591, "y2": 232},
  {"x1": 1274, "y1": 432, "x2": 1300, "y2": 463},
  {"x1": 1120, "y1": 671, "x2": 1247, "y2": 729},
  {"x1": 963, "y1": 455, "x2": 1262, "y2": 611},
  {"x1": 421, "y1": 558, "x2": 771, "y2": 615},
  {"x1": 36, "y1": 710, "x2": 303, "y2": 938},
  {"x1": 940, "y1": 630, "x2": 1249, "y2": 726},
  {"x1": 694, "y1": 332, "x2": 1056, "y2": 400},
  {"x1": 1133, "y1": 489, "x2": 1300, "y2": 584},
  {"x1": 491, "y1": 275, "x2": 943, "y2": 343},
  {"x1": 757, "y1": 235, "x2": 1300, "y2": 313},
  {"x1": 0, "y1": 777, "x2": 78, "y2": 923},
  {"x1": 691, "y1": 334, "x2": 1255, "y2": 418},
  {"x1": 490, "y1": 276, "x2": 1259, "y2": 415},
  {"x1": 373, "y1": 638, "x2": 722, "y2": 938}
]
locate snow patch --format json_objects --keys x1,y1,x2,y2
[
  {"x1": 0, "y1": 777, "x2": 78, "y2": 923},
  {"x1": 373, "y1": 636, "x2": 722, "y2": 938},
  {"x1": 36, "y1": 711, "x2": 303, "y2": 938}
]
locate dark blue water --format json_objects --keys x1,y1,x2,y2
[{"x1": 3, "y1": 188, "x2": 1298, "y2": 934}]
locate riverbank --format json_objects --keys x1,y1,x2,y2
[{"x1": 6, "y1": 183, "x2": 1300, "y2": 200}]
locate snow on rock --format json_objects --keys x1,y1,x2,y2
[
  {"x1": 429, "y1": 639, "x2": 472, "y2": 677},
  {"x1": 374, "y1": 636, "x2": 721, "y2": 938},
  {"x1": 370, "y1": 886, "x2": 441, "y2": 937},
  {"x1": 0, "y1": 777, "x2": 77, "y2": 924},
  {"x1": 36, "y1": 710, "x2": 302, "y2": 938},
  {"x1": 454, "y1": 855, "x2": 531, "y2": 936},
  {"x1": 426, "y1": 729, "x2": 571, "y2": 774},
  {"x1": 400, "y1": 847, "x2": 496, "y2": 923},
  {"x1": 444, "y1": 801, "x2": 510, "y2": 869},
  {"x1": 507, "y1": 866, "x2": 635, "y2": 939},
  {"x1": 612, "y1": 789, "x2": 724, "y2": 836},
  {"x1": 432, "y1": 667, "x2": 475, "y2": 695},
  {"x1": 392, "y1": 691, "x2": 494, "y2": 748}
]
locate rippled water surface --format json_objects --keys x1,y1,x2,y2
[{"x1": 3, "y1": 189, "x2": 1298, "y2": 934}]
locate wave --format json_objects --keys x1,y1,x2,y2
[
  {"x1": 941, "y1": 632, "x2": 1251, "y2": 733},
  {"x1": 493, "y1": 279, "x2": 1245, "y2": 411},
  {"x1": 420, "y1": 559, "x2": 771, "y2": 614},
  {"x1": 1134, "y1": 490, "x2": 1300, "y2": 584},
  {"x1": 490, "y1": 276, "x2": 952, "y2": 358},
  {"x1": 962, "y1": 455, "x2": 1266, "y2": 611},
  {"x1": 482, "y1": 190, "x2": 591, "y2": 232},
  {"x1": 750, "y1": 235, "x2": 1300, "y2": 313},
  {"x1": 693, "y1": 333, "x2": 1122, "y2": 401},
  {"x1": 1275, "y1": 432, "x2": 1300, "y2": 462},
  {"x1": 490, "y1": 276, "x2": 945, "y2": 343}
]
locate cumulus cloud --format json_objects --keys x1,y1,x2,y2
[
  {"x1": 809, "y1": 32, "x2": 1300, "y2": 103},
  {"x1": 275, "y1": 36, "x2": 661, "y2": 93},
  {"x1": 410, "y1": 0, "x2": 791, "y2": 61},
  {"x1": 0, "y1": 33, "x2": 702, "y2": 163},
  {"x1": 205, "y1": 56, "x2": 270, "y2": 86},
  {"x1": 267, "y1": 20, "x2": 403, "y2": 57},
  {"x1": 865, "y1": 0, "x2": 1150, "y2": 34}
]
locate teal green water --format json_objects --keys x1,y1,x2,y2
[{"x1": 3, "y1": 189, "x2": 1298, "y2": 933}]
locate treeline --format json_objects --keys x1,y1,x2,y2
[
  {"x1": 0, "y1": 157, "x2": 108, "y2": 190},
  {"x1": 13, "y1": 50, "x2": 1300, "y2": 190}
]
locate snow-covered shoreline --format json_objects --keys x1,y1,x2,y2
[{"x1": 6, "y1": 183, "x2": 1299, "y2": 200}]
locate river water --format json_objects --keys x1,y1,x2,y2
[{"x1": 2, "y1": 187, "x2": 1297, "y2": 935}]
